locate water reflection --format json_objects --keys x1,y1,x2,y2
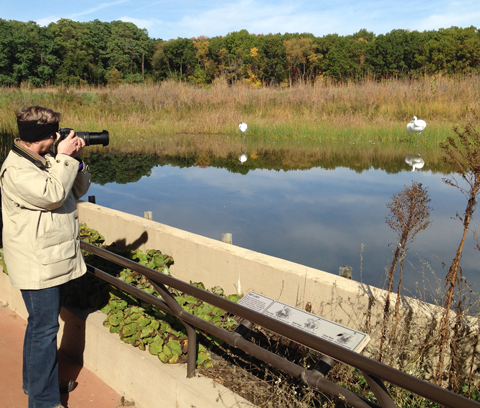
[
  {"x1": 238, "y1": 131, "x2": 248, "y2": 165},
  {"x1": 238, "y1": 152, "x2": 248, "y2": 165},
  {"x1": 83, "y1": 135, "x2": 453, "y2": 182},
  {"x1": 405, "y1": 153, "x2": 425, "y2": 172}
]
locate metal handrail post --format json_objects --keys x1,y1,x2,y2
[
  {"x1": 362, "y1": 373, "x2": 396, "y2": 408},
  {"x1": 149, "y1": 279, "x2": 198, "y2": 378}
]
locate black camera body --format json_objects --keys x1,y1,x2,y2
[{"x1": 58, "y1": 127, "x2": 109, "y2": 147}]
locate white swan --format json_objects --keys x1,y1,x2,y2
[
  {"x1": 407, "y1": 116, "x2": 427, "y2": 134},
  {"x1": 239, "y1": 122, "x2": 247, "y2": 136},
  {"x1": 405, "y1": 154, "x2": 425, "y2": 171}
]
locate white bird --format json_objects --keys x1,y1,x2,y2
[
  {"x1": 407, "y1": 116, "x2": 427, "y2": 134},
  {"x1": 238, "y1": 152, "x2": 247, "y2": 165},
  {"x1": 405, "y1": 154, "x2": 425, "y2": 171},
  {"x1": 239, "y1": 122, "x2": 247, "y2": 136}
]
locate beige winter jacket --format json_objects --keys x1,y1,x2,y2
[{"x1": 0, "y1": 139, "x2": 91, "y2": 289}]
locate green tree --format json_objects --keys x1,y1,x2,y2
[
  {"x1": 207, "y1": 36, "x2": 228, "y2": 79},
  {"x1": 49, "y1": 19, "x2": 93, "y2": 85},
  {"x1": 107, "y1": 21, "x2": 152, "y2": 82},
  {"x1": 256, "y1": 34, "x2": 287, "y2": 85},
  {"x1": 218, "y1": 30, "x2": 259, "y2": 83},
  {"x1": 154, "y1": 38, "x2": 196, "y2": 81},
  {"x1": 0, "y1": 20, "x2": 54, "y2": 86},
  {"x1": 2, "y1": 20, "x2": 480, "y2": 86},
  {"x1": 85, "y1": 20, "x2": 112, "y2": 84},
  {"x1": 317, "y1": 33, "x2": 372, "y2": 81},
  {"x1": 367, "y1": 29, "x2": 423, "y2": 78},
  {"x1": 0, "y1": 19, "x2": 17, "y2": 85},
  {"x1": 35, "y1": 24, "x2": 59, "y2": 85},
  {"x1": 419, "y1": 26, "x2": 480, "y2": 75}
]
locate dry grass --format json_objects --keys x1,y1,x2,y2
[{"x1": 1, "y1": 76, "x2": 479, "y2": 149}]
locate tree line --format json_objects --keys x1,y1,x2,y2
[{"x1": 1, "y1": 18, "x2": 480, "y2": 86}]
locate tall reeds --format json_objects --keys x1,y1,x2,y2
[
  {"x1": 1, "y1": 76, "x2": 479, "y2": 148},
  {"x1": 436, "y1": 121, "x2": 480, "y2": 390}
]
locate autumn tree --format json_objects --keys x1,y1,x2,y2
[
  {"x1": 284, "y1": 36, "x2": 317, "y2": 85},
  {"x1": 190, "y1": 37, "x2": 214, "y2": 85}
]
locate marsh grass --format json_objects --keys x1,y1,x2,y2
[{"x1": 1, "y1": 76, "x2": 479, "y2": 149}]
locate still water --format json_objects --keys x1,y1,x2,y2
[{"x1": 84, "y1": 140, "x2": 479, "y2": 304}]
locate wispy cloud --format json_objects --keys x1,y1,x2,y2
[
  {"x1": 153, "y1": 0, "x2": 338, "y2": 39},
  {"x1": 36, "y1": 16, "x2": 61, "y2": 27},
  {"x1": 152, "y1": 0, "x2": 389, "y2": 39},
  {"x1": 119, "y1": 16, "x2": 162, "y2": 31},
  {"x1": 69, "y1": 0, "x2": 130, "y2": 19},
  {"x1": 36, "y1": 0, "x2": 130, "y2": 27},
  {"x1": 417, "y1": 10, "x2": 480, "y2": 31},
  {"x1": 182, "y1": 1, "x2": 316, "y2": 33}
]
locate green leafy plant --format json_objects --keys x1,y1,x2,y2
[
  {"x1": 74, "y1": 224, "x2": 241, "y2": 369},
  {"x1": 79, "y1": 224, "x2": 105, "y2": 245}
]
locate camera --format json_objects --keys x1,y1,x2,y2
[{"x1": 58, "y1": 127, "x2": 109, "y2": 147}]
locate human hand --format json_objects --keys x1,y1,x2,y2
[{"x1": 56, "y1": 130, "x2": 85, "y2": 158}]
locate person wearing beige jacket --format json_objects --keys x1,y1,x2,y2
[{"x1": 0, "y1": 106, "x2": 90, "y2": 408}]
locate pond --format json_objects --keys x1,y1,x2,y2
[{"x1": 82, "y1": 134, "x2": 479, "y2": 305}]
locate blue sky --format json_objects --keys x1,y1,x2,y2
[{"x1": 2, "y1": 0, "x2": 480, "y2": 40}]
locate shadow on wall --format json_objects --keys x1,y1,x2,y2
[
  {"x1": 111, "y1": 231, "x2": 149, "y2": 251},
  {"x1": 57, "y1": 230, "x2": 150, "y2": 389}
]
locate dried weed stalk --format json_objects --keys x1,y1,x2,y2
[
  {"x1": 380, "y1": 181, "x2": 432, "y2": 360},
  {"x1": 436, "y1": 122, "x2": 480, "y2": 388}
]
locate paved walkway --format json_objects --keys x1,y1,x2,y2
[{"x1": 0, "y1": 304, "x2": 124, "y2": 408}]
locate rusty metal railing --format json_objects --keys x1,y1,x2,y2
[{"x1": 80, "y1": 241, "x2": 480, "y2": 408}]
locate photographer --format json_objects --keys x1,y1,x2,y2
[{"x1": 0, "y1": 106, "x2": 90, "y2": 408}]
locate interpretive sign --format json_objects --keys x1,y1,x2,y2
[{"x1": 238, "y1": 291, "x2": 370, "y2": 353}]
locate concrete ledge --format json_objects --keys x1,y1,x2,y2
[{"x1": 0, "y1": 271, "x2": 253, "y2": 408}]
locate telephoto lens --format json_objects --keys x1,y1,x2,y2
[
  {"x1": 76, "y1": 131, "x2": 109, "y2": 146},
  {"x1": 59, "y1": 127, "x2": 109, "y2": 146}
]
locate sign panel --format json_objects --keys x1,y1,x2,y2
[{"x1": 238, "y1": 291, "x2": 370, "y2": 353}]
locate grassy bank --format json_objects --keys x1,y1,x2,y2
[{"x1": 1, "y1": 76, "x2": 479, "y2": 150}]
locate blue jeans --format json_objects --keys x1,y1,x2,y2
[{"x1": 21, "y1": 283, "x2": 68, "y2": 408}]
